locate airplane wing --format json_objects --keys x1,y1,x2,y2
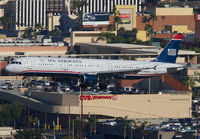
[{"x1": 81, "y1": 67, "x2": 153, "y2": 75}]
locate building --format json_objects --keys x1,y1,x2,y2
[
  {"x1": 0, "y1": 0, "x2": 5, "y2": 18},
  {"x1": 195, "y1": 14, "x2": 200, "y2": 39},
  {"x1": 12, "y1": 0, "x2": 143, "y2": 31},
  {"x1": 82, "y1": 0, "x2": 142, "y2": 14},
  {"x1": 0, "y1": 0, "x2": 15, "y2": 29},
  {"x1": 136, "y1": 6, "x2": 195, "y2": 41},
  {"x1": 15, "y1": 0, "x2": 47, "y2": 30}
]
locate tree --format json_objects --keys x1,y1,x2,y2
[
  {"x1": 142, "y1": 16, "x2": 150, "y2": 41},
  {"x1": 97, "y1": 32, "x2": 116, "y2": 43},
  {"x1": 150, "y1": 15, "x2": 157, "y2": 29},
  {"x1": 145, "y1": 24, "x2": 153, "y2": 42},
  {"x1": 132, "y1": 28, "x2": 138, "y2": 41},
  {"x1": 49, "y1": 28, "x2": 60, "y2": 36},
  {"x1": 22, "y1": 23, "x2": 44, "y2": 39},
  {"x1": 136, "y1": 121, "x2": 148, "y2": 139},
  {"x1": 116, "y1": 116, "x2": 132, "y2": 139},
  {"x1": 86, "y1": 116, "x2": 98, "y2": 135},
  {"x1": 142, "y1": 15, "x2": 157, "y2": 43},
  {"x1": 35, "y1": 23, "x2": 44, "y2": 36},
  {"x1": 28, "y1": 115, "x2": 39, "y2": 128},
  {"x1": 142, "y1": 16, "x2": 149, "y2": 29},
  {"x1": 182, "y1": 75, "x2": 195, "y2": 90},
  {"x1": 73, "y1": 0, "x2": 88, "y2": 26},
  {"x1": 74, "y1": 118, "x2": 81, "y2": 139},
  {"x1": 14, "y1": 129, "x2": 43, "y2": 139},
  {"x1": 0, "y1": 14, "x2": 12, "y2": 29},
  {"x1": 111, "y1": 8, "x2": 121, "y2": 32},
  {"x1": 22, "y1": 27, "x2": 35, "y2": 39},
  {"x1": 0, "y1": 102, "x2": 22, "y2": 126}
]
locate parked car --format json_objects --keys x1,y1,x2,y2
[
  {"x1": 0, "y1": 84, "x2": 7, "y2": 89},
  {"x1": 17, "y1": 83, "x2": 25, "y2": 88},
  {"x1": 8, "y1": 84, "x2": 14, "y2": 90},
  {"x1": 5, "y1": 80, "x2": 12, "y2": 84}
]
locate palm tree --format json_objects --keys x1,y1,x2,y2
[
  {"x1": 86, "y1": 116, "x2": 98, "y2": 135},
  {"x1": 74, "y1": 118, "x2": 81, "y2": 139},
  {"x1": 0, "y1": 14, "x2": 11, "y2": 29},
  {"x1": 130, "y1": 120, "x2": 137, "y2": 138},
  {"x1": 142, "y1": 16, "x2": 150, "y2": 41},
  {"x1": 150, "y1": 15, "x2": 157, "y2": 29},
  {"x1": 22, "y1": 27, "x2": 34, "y2": 39},
  {"x1": 145, "y1": 24, "x2": 153, "y2": 43},
  {"x1": 182, "y1": 75, "x2": 195, "y2": 90},
  {"x1": 132, "y1": 28, "x2": 138, "y2": 41},
  {"x1": 137, "y1": 121, "x2": 148, "y2": 139},
  {"x1": 111, "y1": 8, "x2": 121, "y2": 32},
  {"x1": 116, "y1": 116, "x2": 132, "y2": 139},
  {"x1": 142, "y1": 16, "x2": 149, "y2": 29},
  {"x1": 97, "y1": 32, "x2": 115, "y2": 43},
  {"x1": 161, "y1": 16, "x2": 165, "y2": 30},
  {"x1": 14, "y1": 129, "x2": 43, "y2": 139},
  {"x1": 73, "y1": 0, "x2": 88, "y2": 26},
  {"x1": 35, "y1": 23, "x2": 44, "y2": 32},
  {"x1": 49, "y1": 28, "x2": 60, "y2": 36}
]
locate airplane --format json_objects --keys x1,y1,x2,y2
[{"x1": 4, "y1": 34, "x2": 184, "y2": 87}]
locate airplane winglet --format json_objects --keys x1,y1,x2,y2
[{"x1": 172, "y1": 34, "x2": 182, "y2": 40}]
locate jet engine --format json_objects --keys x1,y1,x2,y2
[{"x1": 79, "y1": 74, "x2": 98, "y2": 87}]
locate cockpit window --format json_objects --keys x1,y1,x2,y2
[{"x1": 11, "y1": 61, "x2": 21, "y2": 64}]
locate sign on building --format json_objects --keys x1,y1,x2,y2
[
  {"x1": 119, "y1": 12, "x2": 131, "y2": 24},
  {"x1": 82, "y1": 13, "x2": 110, "y2": 26},
  {"x1": 80, "y1": 95, "x2": 117, "y2": 100},
  {"x1": 195, "y1": 14, "x2": 200, "y2": 21}
]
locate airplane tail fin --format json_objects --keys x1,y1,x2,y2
[{"x1": 153, "y1": 34, "x2": 182, "y2": 63}]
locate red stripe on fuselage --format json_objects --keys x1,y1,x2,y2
[{"x1": 19, "y1": 70, "x2": 81, "y2": 74}]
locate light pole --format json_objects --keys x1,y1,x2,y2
[
  {"x1": 148, "y1": 99, "x2": 151, "y2": 123},
  {"x1": 148, "y1": 77, "x2": 151, "y2": 94},
  {"x1": 27, "y1": 92, "x2": 31, "y2": 129},
  {"x1": 68, "y1": 105, "x2": 71, "y2": 139},
  {"x1": 80, "y1": 86, "x2": 84, "y2": 139},
  {"x1": 53, "y1": 121, "x2": 56, "y2": 139}
]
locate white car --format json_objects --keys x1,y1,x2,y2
[{"x1": 0, "y1": 84, "x2": 7, "y2": 89}]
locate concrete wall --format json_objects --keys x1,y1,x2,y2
[
  {"x1": 171, "y1": 25, "x2": 193, "y2": 33},
  {"x1": 137, "y1": 30, "x2": 149, "y2": 41},
  {"x1": 0, "y1": 90, "x2": 192, "y2": 119},
  {"x1": 71, "y1": 31, "x2": 117, "y2": 46},
  {"x1": 80, "y1": 93, "x2": 192, "y2": 119},
  {"x1": 27, "y1": 92, "x2": 79, "y2": 106},
  {"x1": 0, "y1": 46, "x2": 67, "y2": 56},
  {"x1": 28, "y1": 92, "x2": 192, "y2": 119}
]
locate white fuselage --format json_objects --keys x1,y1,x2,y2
[{"x1": 4, "y1": 57, "x2": 183, "y2": 78}]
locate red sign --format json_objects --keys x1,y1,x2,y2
[
  {"x1": 80, "y1": 95, "x2": 117, "y2": 100},
  {"x1": 119, "y1": 14, "x2": 131, "y2": 18},
  {"x1": 195, "y1": 14, "x2": 200, "y2": 21}
]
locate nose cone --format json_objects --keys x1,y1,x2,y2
[{"x1": 4, "y1": 64, "x2": 15, "y2": 74}]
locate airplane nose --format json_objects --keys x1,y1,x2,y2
[{"x1": 4, "y1": 64, "x2": 13, "y2": 73}]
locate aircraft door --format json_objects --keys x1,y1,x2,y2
[
  {"x1": 26, "y1": 58, "x2": 32, "y2": 69},
  {"x1": 63, "y1": 62, "x2": 68, "y2": 71},
  {"x1": 108, "y1": 63, "x2": 113, "y2": 71}
]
